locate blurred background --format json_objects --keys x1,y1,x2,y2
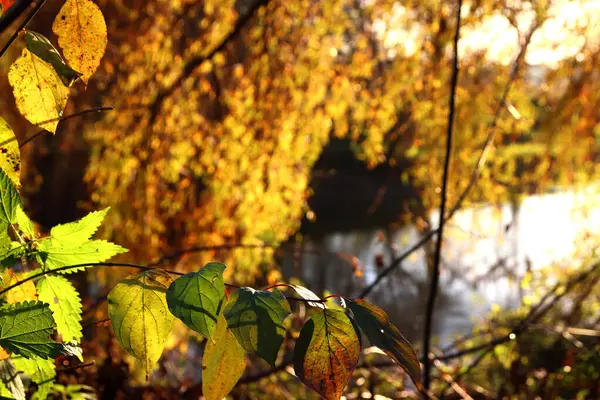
[{"x1": 1, "y1": 0, "x2": 600, "y2": 398}]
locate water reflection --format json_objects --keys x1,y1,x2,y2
[{"x1": 283, "y1": 186, "x2": 600, "y2": 348}]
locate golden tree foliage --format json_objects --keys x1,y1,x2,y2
[{"x1": 83, "y1": 0, "x2": 600, "y2": 282}]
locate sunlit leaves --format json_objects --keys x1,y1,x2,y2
[
  {"x1": 24, "y1": 31, "x2": 81, "y2": 87},
  {"x1": 8, "y1": 49, "x2": 70, "y2": 134},
  {"x1": 52, "y1": 0, "x2": 107, "y2": 84},
  {"x1": 294, "y1": 309, "x2": 361, "y2": 400},
  {"x1": 166, "y1": 262, "x2": 226, "y2": 340},
  {"x1": 0, "y1": 301, "x2": 61, "y2": 359},
  {"x1": 11, "y1": 357, "x2": 55, "y2": 400},
  {"x1": 47, "y1": 207, "x2": 109, "y2": 247},
  {"x1": 0, "y1": 168, "x2": 20, "y2": 224},
  {"x1": 202, "y1": 313, "x2": 246, "y2": 400},
  {"x1": 224, "y1": 287, "x2": 291, "y2": 367},
  {"x1": 346, "y1": 298, "x2": 422, "y2": 387},
  {"x1": 15, "y1": 206, "x2": 34, "y2": 239},
  {"x1": 1, "y1": 270, "x2": 36, "y2": 304},
  {"x1": 0, "y1": 117, "x2": 20, "y2": 187},
  {"x1": 37, "y1": 239, "x2": 127, "y2": 273},
  {"x1": 37, "y1": 275, "x2": 82, "y2": 343},
  {"x1": 107, "y1": 269, "x2": 174, "y2": 379}
]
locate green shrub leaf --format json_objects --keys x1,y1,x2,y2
[
  {"x1": 293, "y1": 309, "x2": 361, "y2": 400},
  {"x1": 0, "y1": 301, "x2": 62, "y2": 359},
  {"x1": 0, "y1": 169, "x2": 20, "y2": 225},
  {"x1": 346, "y1": 298, "x2": 422, "y2": 388},
  {"x1": 37, "y1": 275, "x2": 82, "y2": 343},
  {"x1": 36, "y1": 239, "x2": 128, "y2": 273},
  {"x1": 166, "y1": 262, "x2": 226, "y2": 340},
  {"x1": 15, "y1": 206, "x2": 34, "y2": 239},
  {"x1": 47, "y1": 208, "x2": 109, "y2": 247},
  {"x1": 11, "y1": 356, "x2": 55, "y2": 400},
  {"x1": 224, "y1": 287, "x2": 291, "y2": 367},
  {"x1": 202, "y1": 313, "x2": 246, "y2": 400},
  {"x1": 107, "y1": 269, "x2": 174, "y2": 379}
]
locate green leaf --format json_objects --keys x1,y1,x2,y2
[
  {"x1": 290, "y1": 284, "x2": 326, "y2": 309},
  {"x1": 24, "y1": 31, "x2": 81, "y2": 87},
  {"x1": 0, "y1": 117, "x2": 20, "y2": 188},
  {"x1": 0, "y1": 360, "x2": 24, "y2": 400},
  {"x1": 0, "y1": 301, "x2": 62, "y2": 359},
  {"x1": 11, "y1": 357, "x2": 55, "y2": 400},
  {"x1": 15, "y1": 207, "x2": 34, "y2": 239},
  {"x1": 0, "y1": 169, "x2": 20, "y2": 225},
  {"x1": 294, "y1": 309, "x2": 361, "y2": 400},
  {"x1": 0, "y1": 380, "x2": 13, "y2": 399},
  {"x1": 166, "y1": 262, "x2": 226, "y2": 340},
  {"x1": 36, "y1": 275, "x2": 82, "y2": 343},
  {"x1": 224, "y1": 287, "x2": 291, "y2": 367},
  {"x1": 346, "y1": 298, "x2": 422, "y2": 388},
  {"x1": 36, "y1": 239, "x2": 128, "y2": 273},
  {"x1": 48, "y1": 208, "x2": 109, "y2": 247},
  {"x1": 202, "y1": 313, "x2": 246, "y2": 400},
  {"x1": 107, "y1": 269, "x2": 174, "y2": 379}
]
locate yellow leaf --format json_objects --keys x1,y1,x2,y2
[
  {"x1": 107, "y1": 269, "x2": 174, "y2": 379},
  {"x1": 2, "y1": 270, "x2": 37, "y2": 304},
  {"x1": 0, "y1": 117, "x2": 20, "y2": 187},
  {"x1": 8, "y1": 49, "x2": 70, "y2": 134},
  {"x1": 52, "y1": 0, "x2": 107, "y2": 84}
]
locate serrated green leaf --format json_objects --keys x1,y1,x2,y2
[
  {"x1": 346, "y1": 298, "x2": 422, "y2": 388},
  {"x1": 224, "y1": 287, "x2": 291, "y2": 367},
  {"x1": 0, "y1": 169, "x2": 20, "y2": 225},
  {"x1": 0, "y1": 117, "x2": 20, "y2": 188},
  {"x1": 294, "y1": 309, "x2": 361, "y2": 400},
  {"x1": 0, "y1": 360, "x2": 24, "y2": 400},
  {"x1": 107, "y1": 269, "x2": 173, "y2": 379},
  {"x1": 36, "y1": 275, "x2": 82, "y2": 343},
  {"x1": 48, "y1": 208, "x2": 109, "y2": 247},
  {"x1": 0, "y1": 243, "x2": 26, "y2": 269},
  {"x1": 24, "y1": 31, "x2": 81, "y2": 87},
  {"x1": 11, "y1": 357, "x2": 55, "y2": 400},
  {"x1": 166, "y1": 262, "x2": 225, "y2": 340},
  {"x1": 290, "y1": 284, "x2": 326, "y2": 309},
  {"x1": 0, "y1": 301, "x2": 61, "y2": 359},
  {"x1": 36, "y1": 239, "x2": 127, "y2": 273},
  {"x1": 15, "y1": 207, "x2": 34, "y2": 239},
  {"x1": 202, "y1": 313, "x2": 246, "y2": 400}
]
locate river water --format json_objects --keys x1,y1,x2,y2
[{"x1": 283, "y1": 186, "x2": 600, "y2": 348}]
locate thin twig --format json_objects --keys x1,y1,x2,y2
[
  {"x1": 56, "y1": 361, "x2": 95, "y2": 373},
  {"x1": 15, "y1": 106, "x2": 114, "y2": 148},
  {"x1": 422, "y1": 0, "x2": 462, "y2": 390}
]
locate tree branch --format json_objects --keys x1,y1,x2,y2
[{"x1": 422, "y1": 0, "x2": 462, "y2": 389}]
